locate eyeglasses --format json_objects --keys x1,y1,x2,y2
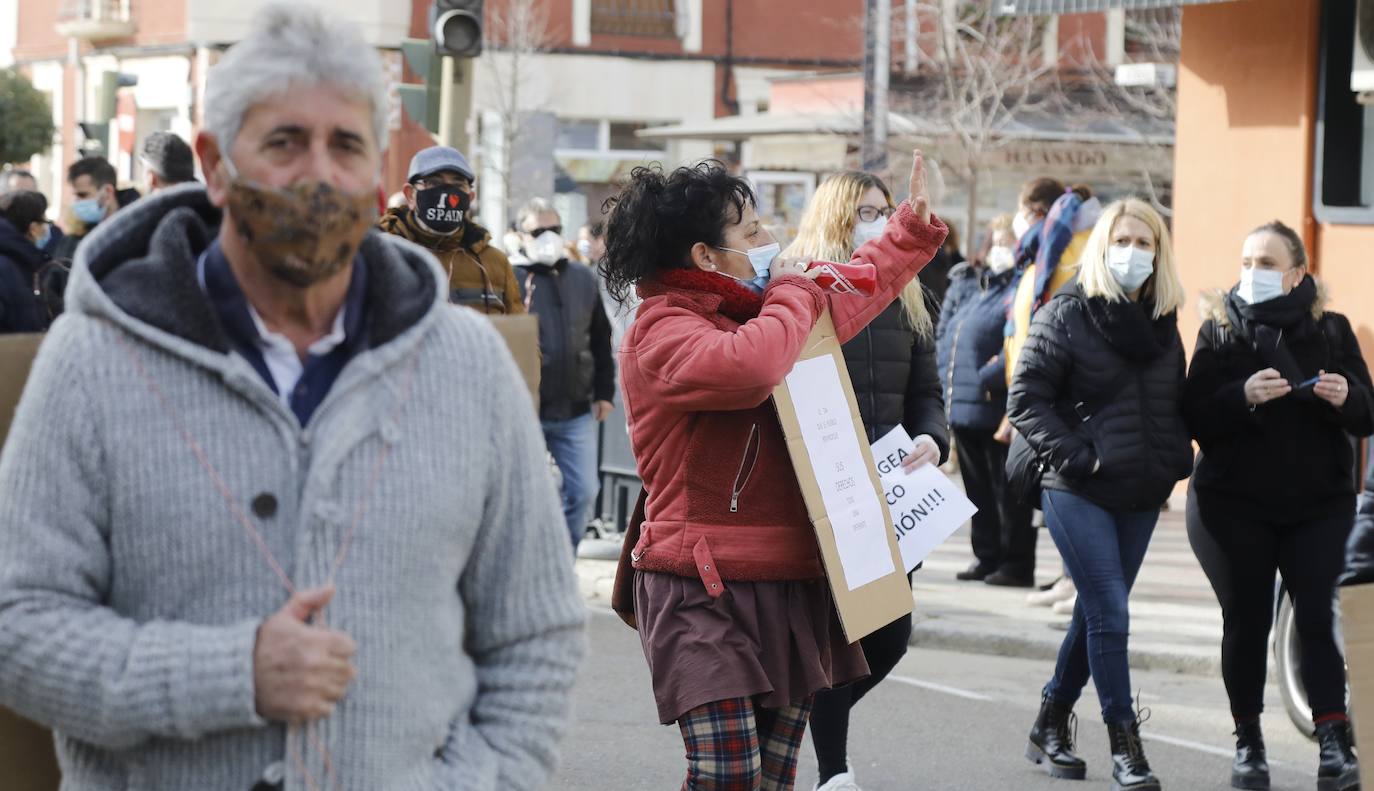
[
  {"x1": 856, "y1": 206, "x2": 895, "y2": 223},
  {"x1": 527, "y1": 225, "x2": 563, "y2": 238}
]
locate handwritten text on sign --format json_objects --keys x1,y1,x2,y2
[
  {"x1": 870, "y1": 425, "x2": 978, "y2": 572},
  {"x1": 785, "y1": 355, "x2": 896, "y2": 591}
]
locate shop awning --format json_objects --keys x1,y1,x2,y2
[
  {"x1": 638, "y1": 108, "x2": 1171, "y2": 148},
  {"x1": 997, "y1": 0, "x2": 1236, "y2": 14}
]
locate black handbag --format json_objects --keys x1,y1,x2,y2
[
  {"x1": 1006, "y1": 429, "x2": 1046, "y2": 506},
  {"x1": 1005, "y1": 368, "x2": 1138, "y2": 507}
]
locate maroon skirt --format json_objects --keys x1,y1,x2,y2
[{"x1": 634, "y1": 570, "x2": 870, "y2": 724}]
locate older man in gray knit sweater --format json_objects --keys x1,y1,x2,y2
[{"x1": 0, "y1": 5, "x2": 585, "y2": 790}]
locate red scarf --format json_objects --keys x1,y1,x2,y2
[{"x1": 650, "y1": 268, "x2": 765, "y2": 324}]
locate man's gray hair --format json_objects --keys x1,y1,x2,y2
[
  {"x1": 517, "y1": 198, "x2": 559, "y2": 230},
  {"x1": 204, "y1": 3, "x2": 389, "y2": 154}
]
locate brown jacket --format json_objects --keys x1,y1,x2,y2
[{"x1": 378, "y1": 207, "x2": 525, "y2": 314}]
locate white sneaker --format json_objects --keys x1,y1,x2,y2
[
  {"x1": 815, "y1": 769, "x2": 863, "y2": 791},
  {"x1": 1026, "y1": 576, "x2": 1076, "y2": 607},
  {"x1": 1052, "y1": 594, "x2": 1078, "y2": 615}
]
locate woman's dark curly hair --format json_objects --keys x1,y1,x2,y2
[{"x1": 599, "y1": 160, "x2": 756, "y2": 304}]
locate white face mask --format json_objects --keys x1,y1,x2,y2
[
  {"x1": 527, "y1": 231, "x2": 565, "y2": 265},
  {"x1": 1106, "y1": 245, "x2": 1156, "y2": 293},
  {"x1": 986, "y1": 245, "x2": 1015, "y2": 274},
  {"x1": 852, "y1": 216, "x2": 888, "y2": 248},
  {"x1": 1237, "y1": 267, "x2": 1286, "y2": 305},
  {"x1": 1012, "y1": 212, "x2": 1032, "y2": 241}
]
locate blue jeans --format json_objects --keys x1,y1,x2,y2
[
  {"x1": 543, "y1": 413, "x2": 600, "y2": 549},
  {"x1": 1041, "y1": 488, "x2": 1159, "y2": 723}
]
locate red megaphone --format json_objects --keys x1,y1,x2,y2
[{"x1": 805, "y1": 260, "x2": 879, "y2": 297}]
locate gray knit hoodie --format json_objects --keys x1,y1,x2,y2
[{"x1": 0, "y1": 185, "x2": 586, "y2": 790}]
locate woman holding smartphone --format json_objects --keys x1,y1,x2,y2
[{"x1": 1183, "y1": 221, "x2": 1373, "y2": 791}]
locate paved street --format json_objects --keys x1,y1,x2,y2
[
  {"x1": 558, "y1": 605, "x2": 1323, "y2": 791},
  {"x1": 578, "y1": 488, "x2": 1225, "y2": 676}
]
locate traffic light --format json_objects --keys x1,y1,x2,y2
[
  {"x1": 399, "y1": 38, "x2": 442, "y2": 134},
  {"x1": 434, "y1": 0, "x2": 482, "y2": 57}
]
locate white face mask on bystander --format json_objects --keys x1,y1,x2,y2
[
  {"x1": 987, "y1": 245, "x2": 1015, "y2": 274},
  {"x1": 1236, "y1": 267, "x2": 1285, "y2": 305},
  {"x1": 1106, "y1": 245, "x2": 1156, "y2": 293}
]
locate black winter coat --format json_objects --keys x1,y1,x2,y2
[
  {"x1": 842, "y1": 299, "x2": 949, "y2": 460},
  {"x1": 0, "y1": 219, "x2": 48, "y2": 334},
  {"x1": 516, "y1": 258, "x2": 615, "y2": 421},
  {"x1": 1183, "y1": 281, "x2": 1374, "y2": 521},
  {"x1": 935, "y1": 263, "x2": 1018, "y2": 431},
  {"x1": 1007, "y1": 279, "x2": 1193, "y2": 511}
]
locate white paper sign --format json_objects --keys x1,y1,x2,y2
[
  {"x1": 871, "y1": 425, "x2": 979, "y2": 572},
  {"x1": 784, "y1": 355, "x2": 897, "y2": 591}
]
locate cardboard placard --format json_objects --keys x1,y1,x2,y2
[
  {"x1": 1341, "y1": 583, "x2": 1374, "y2": 763},
  {"x1": 484, "y1": 313, "x2": 541, "y2": 407},
  {"x1": 773, "y1": 312, "x2": 915, "y2": 643},
  {"x1": 0, "y1": 334, "x2": 61, "y2": 790}
]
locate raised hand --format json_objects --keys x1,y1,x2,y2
[{"x1": 907, "y1": 149, "x2": 931, "y2": 225}]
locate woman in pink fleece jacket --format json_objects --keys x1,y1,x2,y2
[{"x1": 601, "y1": 152, "x2": 947, "y2": 790}]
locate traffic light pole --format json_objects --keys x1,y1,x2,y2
[{"x1": 437, "y1": 56, "x2": 475, "y2": 154}]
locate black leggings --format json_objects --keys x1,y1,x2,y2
[
  {"x1": 808, "y1": 613, "x2": 912, "y2": 782},
  {"x1": 1186, "y1": 484, "x2": 1351, "y2": 720}
]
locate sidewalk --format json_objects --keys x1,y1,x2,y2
[{"x1": 573, "y1": 491, "x2": 1224, "y2": 677}]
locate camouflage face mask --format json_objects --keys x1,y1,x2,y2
[{"x1": 223, "y1": 157, "x2": 376, "y2": 288}]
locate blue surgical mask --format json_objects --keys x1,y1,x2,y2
[
  {"x1": 1106, "y1": 245, "x2": 1155, "y2": 293},
  {"x1": 33, "y1": 223, "x2": 50, "y2": 250},
  {"x1": 718, "y1": 241, "x2": 780, "y2": 294},
  {"x1": 72, "y1": 197, "x2": 104, "y2": 225},
  {"x1": 1237, "y1": 267, "x2": 1285, "y2": 305}
]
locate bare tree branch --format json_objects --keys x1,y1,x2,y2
[
  {"x1": 1053, "y1": 8, "x2": 1180, "y2": 214},
  {"x1": 898, "y1": 0, "x2": 1056, "y2": 235},
  {"x1": 482, "y1": 0, "x2": 556, "y2": 223}
]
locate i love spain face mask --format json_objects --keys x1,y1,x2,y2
[{"x1": 414, "y1": 185, "x2": 471, "y2": 237}]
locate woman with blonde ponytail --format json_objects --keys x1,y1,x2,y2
[{"x1": 783, "y1": 170, "x2": 948, "y2": 791}]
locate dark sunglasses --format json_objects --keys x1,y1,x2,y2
[{"x1": 528, "y1": 225, "x2": 563, "y2": 238}]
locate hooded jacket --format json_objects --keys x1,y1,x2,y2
[
  {"x1": 1007, "y1": 277, "x2": 1194, "y2": 511},
  {"x1": 0, "y1": 186, "x2": 585, "y2": 790},
  {"x1": 378, "y1": 206, "x2": 525, "y2": 314},
  {"x1": 622, "y1": 202, "x2": 948, "y2": 588},
  {"x1": 936, "y1": 262, "x2": 1019, "y2": 431},
  {"x1": 1184, "y1": 278, "x2": 1374, "y2": 520},
  {"x1": 0, "y1": 217, "x2": 47, "y2": 333}
]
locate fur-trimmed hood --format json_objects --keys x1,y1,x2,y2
[{"x1": 1198, "y1": 277, "x2": 1330, "y2": 327}]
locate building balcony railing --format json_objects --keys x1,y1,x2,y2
[{"x1": 56, "y1": 0, "x2": 137, "y2": 41}]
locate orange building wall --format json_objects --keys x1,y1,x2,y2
[
  {"x1": 1316, "y1": 226, "x2": 1374, "y2": 364},
  {"x1": 1171, "y1": 0, "x2": 1321, "y2": 355}
]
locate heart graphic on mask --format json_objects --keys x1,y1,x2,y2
[{"x1": 447, "y1": 194, "x2": 459, "y2": 208}]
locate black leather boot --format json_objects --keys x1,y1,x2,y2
[
  {"x1": 1229, "y1": 718, "x2": 1269, "y2": 789},
  {"x1": 1025, "y1": 694, "x2": 1087, "y2": 780},
  {"x1": 1316, "y1": 719, "x2": 1360, "y2": 791},
  {"x1": 1107, "y1": 719, "x2": 1161, "y2": 791}
]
